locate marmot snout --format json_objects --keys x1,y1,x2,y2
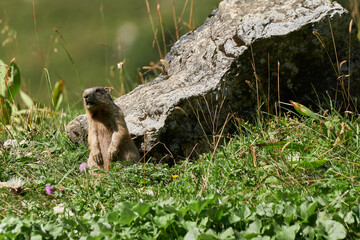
[{"x1": 83, "y1": 87, "x2": 112, "y2": 111}]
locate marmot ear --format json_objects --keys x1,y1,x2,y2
[{"x1": 104, "y1": 87, "x2": 114, "y2": 93}]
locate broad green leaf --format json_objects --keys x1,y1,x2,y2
[
  {"x1": 106, "y1": 212, "x2": 119, "y2": 223},
  {"x1": 216, "y1": 208, "x2": 224, "y2": 221},
  {"x1": 274, "y1": 202, "x2": 285, "y2": 215},
  {"x1": 199, "y1": 217, "x2": 209, "y2": 228},
  {"x1": 226, "y1": 206, "x2": 251, "y2": 225},
  {"x1": 199, "y1": 234, "x2": 218, "y2": 240},
  {"x1": 62, "y1": 219, "x2": 79, "y2": 230},
  {"x1": 43, "y1": 223, "x2": 63, "y2": 237},
  {"x1": 184, "y1": 227, "x2": 200, "y2": 240},
  {"x1": 0, "y1": 60, "x2": 20, "y2": 100},
  {"x1": 256, "y1": 203, "x2": 274, "y2": 217},
  {"x1": 7, "y1": 61, "x2": 20, "y2": 100},
  {"x1": 119, "y1": 226, "x2": 138, "y2": 239},
  {"x1": 113, "y1": 202, "x2": 131, "y2": 211},
  {"x1": 199, "y1": 229, "x2": 218, "y2": 240},
  {"x1": 204, "y1": 229, "x2": 218, "y2": 237},
  {"x1": 153, "y1": 213, "x2": 175, "y2": 229},
  {"x1": 117, "y1": 207, "x2": 137, "y2": 225},
  {"x1": 322, "y1": 220, "x2": 347, "y2": 240},
  {"x1": 351, "y1": 206, "x2": 360, "y2": 223},
  {"x1": 241, "y1": 219, "x2": 262, "y2": 238},
  {"x1": 20, "y1": 90, "x2": 35, "y2": 109},
  {"x1": 30, "y1": 233, "x2": 43, "y2": 240},
  {"x1": 239, "y1": 205, "x2": 252, "y2": 219},
  {"x1": 163, "y1": 205, "x2": 179, "y2": 214},
  {"x1": 290, "y1": 100, "x2": 321, "y2": 121},
  {"x1": 177, "y1": 206, "x2": 189, "y2": 217},
  {"x1": 181, "y1": 221, "x2": 197, "y2": 231},
  {"x1": 248, "y1": 220, "x2": 262, "y2": 234},
  {"x1": 98, "y1": 222, "x2": 112, "y2": 235},
  {"x1": 252, "y1": 237, "x2": 270, "y2": 240},
  {"x1": 188, "y1": 194, "x2": 219, "y2": 214},
  {"x1": 302, "y1": 226, "x2": 315, "y2": 240},
  {"x1": 228, "y1": 213, "x2": 241, "y2": 224},
  {"x1": 132, "y1": 202, "x2": 150, "y2": 217},
  {"x1": 11, "y1": 221, "x2": 23, "y2": 234},
  {"x1": 298, "y1": 201, "x2": 317, "y2": 222},
  {"x1": 275, "y1": 224, "x2": 300, "y2": 240},
  {"x1": 219, "y1": 227, "x2": 235, "y2": 239},
  {"x1": 90, "y1": 222, "x2": 104, "y2": 237},
  {"x1": 52, "y1": 80, "x2": 64, "y2": 110},
  {"x1": 55, "y1": 93, "x2": 63, "y2": 111},
  {"x1": 344, "y1": 211, "x2": 354, "y2": 224},
  {"x1": 157, "y1": 197, "x2": 177, "y2": 207},
  {"x1": 284, "y1": 204, "x2": 296, "y2": 225},
  {"x1": 0, "y1": 60, "x2": 7, "y2": 97}
]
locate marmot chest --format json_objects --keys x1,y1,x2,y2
[{"x1": 94, "y1": 120, "x2": 117, "y2": 154}]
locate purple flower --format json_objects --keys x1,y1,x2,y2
[
  {"x1": 79, "y1": 162, "x2": 89, "y2": 173},
  {"x1": 45, "y1": 185, "x2": 54, "y2": 195}
]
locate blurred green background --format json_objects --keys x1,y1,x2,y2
[{"x1": 0, "y1": 0, "x2": 221, "y2": 107}]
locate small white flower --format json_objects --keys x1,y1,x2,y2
[
  {"x1": 117, "y1": 61, "x2": 125, "y2": 69},
  {"x1": 4, "y1": 139, "x2": 18, "y2": 149},
  {"x1": 144, "y1": 190, "x2": 154, "y2": 196},
  {"x1": 53, "y1": 203, "x2": 65, "y2": 214},
  {"x1": 6, "y1": 177, "x2": 25, "y2": 188},
  {"x1": 6, "y1": 177, "x2": 26, "y2": 194},
  {"x1": 53, "y1": 203, "x2": 74, "y2": 216}
]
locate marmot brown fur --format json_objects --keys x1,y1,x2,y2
[{"x1": 83, "y1": 87, "x2": 140, "y2": 172}]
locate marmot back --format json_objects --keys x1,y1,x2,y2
[{"x1": 83, "y1": 87, "x2": 140, "y2": 173}]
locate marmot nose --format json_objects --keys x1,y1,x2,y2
[{"x1": 83, "y1": 91, "x2": 90, "y2": 99}]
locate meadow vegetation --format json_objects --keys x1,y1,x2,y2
[
  {"x1": 0, "y1": 0, "x2": 360, "y2": 239},
  {"x1": 0, "y1": 103, "x2": 360, "y2": 239}
]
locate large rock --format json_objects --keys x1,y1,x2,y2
[{"x1": 66, "y1": 0, "x2": 359, "y2": 159}]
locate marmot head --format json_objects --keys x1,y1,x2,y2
[{"x1": 83, "y1": 87, "x2": 114, "y2": 111}]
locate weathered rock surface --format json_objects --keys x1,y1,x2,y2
[{"x1": 66, "y1": 0, "x2": 359, "y2": 159}]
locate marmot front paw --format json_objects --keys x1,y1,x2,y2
[
  {"x1": 92, "y1": 152, "x2": 104, "y2": 166},
  {"x1": 108, "y1": 149, "x2": 117, "y2": 162}
]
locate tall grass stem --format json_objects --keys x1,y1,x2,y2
[
  {"x1": 44, "y1": 68, "x2": 54, "y2": 107},
  {"x1": 348, "y1": 19, "x2": 353, "y2": 109},
  {"x1": 171, "y1": 0, "x2": 180, "y2": 40},
  {"x1": 267, "y1": 53, "x2": 270, "y2": 114},
  {"x1": 145, "y1": 0, "x2": 163, "y2": 59},
  {"x1": 277, "y1": 61, "x2": 281, "y2": 116},
  {"x1": 32, "y1": 0, "x2": 45, "y2": 68},
  {"x1": 157, "y1": 1, "x2": 167, "y2": 56},
  {"x1": 189, "y1": 0, "x2": 195, "y2": 30}
]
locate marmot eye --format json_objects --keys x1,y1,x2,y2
[{"x1": 95, "y1": 89, "x2": 101, "y2": 93}]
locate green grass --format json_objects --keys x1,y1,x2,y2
[
  {"x1": 1, "y1": 1, "x2": 360, "y2": 239},
  {"x1": 0, "y1": 107, "x2": 359, "y2": 239}
]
